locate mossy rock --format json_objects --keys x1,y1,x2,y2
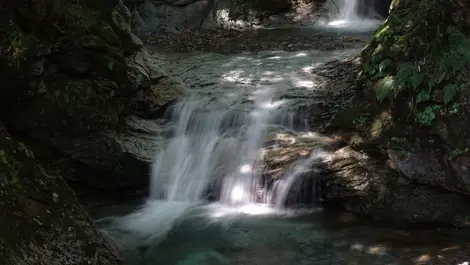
[{"x1": 329, "y1": 102, "x2": 382, "y2": 131}]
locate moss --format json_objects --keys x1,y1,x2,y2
[
  {"x1": 0, "y1": 137, "x2": 39, "y2": 185},
  {"x1": 0, "y1": 150, "x2": 20, "y2": 184},
  {"x1": 0, "y1": 14, "x2": 34, "y2": 68},
  {"x1": 329, "y1": 103, "x2": 382, "y2": 131},
  {"x1": 359, "y1": 0, "x2": 470, "y2": 126}
]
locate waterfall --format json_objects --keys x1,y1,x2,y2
[
  {"x1": 149, "y1": 87, "x2": 295, "y2": 205},
  {"x1": 269, "y1": 149, "x2": 327, "y2": 208},
  {"x1": 100, "y1": 48, "x2": 362, "y2": 244},
  {"x1": 319, "y1": 0, "x2": 384, "y2": 31},
  {"x1": 336, "y1": 0, "x2": 360, "y2": 21}
]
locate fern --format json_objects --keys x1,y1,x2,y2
[
  {"x1": 395, "y1": 63, "x2": 422, "y2": 90},
  {"x1": 443, "y1": 84, "x2": 459, "y2": 104},
  {"x1": 364, "y1": 1, "x2": 470, "y2": 127}
]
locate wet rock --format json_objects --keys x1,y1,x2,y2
[
  {"x1": 257, "y1": 132, "x2": 343, "y2": 204},
  {"x1": 257, "y1": 130, "x2": 470, "y2": 227},
  {"x1": 129, "y1": 0, "x2": 299, "y2": 33},
  {"x1": 0, "y1": 123, "x2": 122, "y2": 265},
  {"x1": 0, "y1": 0, "x2": 183, "y2": 194},
  {"x1": 322, "y1": 146, "x2": 470, "y2": 227},
  {"x1": 358, "y1": 0, "x2": 392, "y2": 19},
  {"x1": 386, "y1": 149, "x2": 470, "y2": 196}
]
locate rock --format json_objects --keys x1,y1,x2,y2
[
  {"x1": 0, "y1": 123, "x2": 122, "y2": 265},
  {"x1": 138, "y1": 0, "x2": 159, "y2": 23},
  {"x1": 358, "y1": 0, "x2": 392, "y2": 19},
  {"x1": 257, "y1": 130, "x2": 470, "y2": 227},
  {"x1": 0, "y1": 0, "x2": 183, "y2": 195},
  {"x1": 386, "y1": 149, "x2": 470, "y2": 196},
  {"x1": 172, "y1": 0, "x2": 200, "y2": 6},
  {"x1": 134, "y1": 0, "x2": 211, "y2": 33},
  {"x1": 129, "y1": 0, "x2": 298, "y2": 33},
  {"x1": 322, "y1": 146, "x2": 470, "y2": 227},
  {"x1": 257, "y1": 132, "x2": 344, "y2": 204}
]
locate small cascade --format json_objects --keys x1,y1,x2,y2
[
  {"x1": 149, "y1": 87, "x2": 296, "y2": 205},
  {"x1": 317, "y1": 0, "x2": 385, "y2": 32},
  {"x1": 269, "y1": 148, "x2": 327, "y2": 208},
  {"x1": 335, "y1": 0, "x2": 360, "y2": 21}
]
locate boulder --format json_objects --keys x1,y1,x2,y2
[
  {"x1": 257, "y1": 131, "x2": 470, "y2": 227},
  {"x1": 323, "y1": 146, "x2": 470, "y2": 227}
]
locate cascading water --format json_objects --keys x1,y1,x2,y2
[
  {"x1": 150, "y1": 86, "x2": 295, "y2": 205},
  {"x1": 269, "y1": 148, "x2": 327, "y2": 208},
  {"x1": 106, "y1": 85, "x2": 307, "y2": 243},
  {"x1": 317, "y1": 0, "x2": 384, "y2": 31},
  {"x1": 98, "y1": 47, "x2": 365, "y2": 259},
  {"x1": 335, "y1": 0, "x2": 360, "y2": 21}
]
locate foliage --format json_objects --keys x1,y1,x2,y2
[
  {"x1": 0, "y1": 150, "x2": 20, "y2": 184},
  {"x1": 360, "y1": 0, "x2": 470, "y2": 126},
  {"x1": 447, "y1": 147, "x2": 469, "y2": 160}
]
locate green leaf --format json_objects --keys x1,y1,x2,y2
[
  {"x1": 0, "y1": 172, "x2": 8, "y2": 184},
  {"x1": 375, "y1": 76, "x2": 396, "y2": 102},
  {"x1": 379, "y1": 59, "x2": 392, "y2": 73},
  {"x1": 416, "y1": 90, "x2": 430, "y2": 103},
  {"x1": 107, "y1": 61, "x2": 114, "y2": 71},
  {"x1": 443, "y1": 84, "x2": 458, "y2": 104},
  {"x1": 410, "y1": 72, "x2": 423, "y2": 90}
]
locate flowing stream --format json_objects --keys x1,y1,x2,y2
[{"x1": 95, "y1": 2, "x2": 470, "y2": 265}]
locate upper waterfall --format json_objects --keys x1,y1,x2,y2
[{"x1": 316, "y1": 0, "x2": 385, "y2": 32}]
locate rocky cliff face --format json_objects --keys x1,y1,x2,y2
[
  {"x1": 0, "y1": 122, "x2": 123, "y2": 265},
  {"x1": 0, "y1": 0, "x2": 183, "y2": 197},
  {"x1": 317, "y1": 0, "x2": 470, "y2": 226},
  {"x1": 125, "y1": 0, "x2": 321, "y2": 34}
]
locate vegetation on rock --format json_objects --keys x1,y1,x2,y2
[
  {"x1": 323, "y1": 0, "x2": 470, "y2": 227},
  {"x1": 359, "y1": 0, "x2": 470, "y2": 127}
]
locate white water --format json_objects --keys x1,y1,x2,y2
[
  {"x1": 269, "y1": 148, "x2": 328, "y2": 208},
  {"x1": 316, "y1": 0, "x2": 383, "y2": 32},
  {"x1": 150, "y1": 87, "x2": 294, "y2": 205},
  {"x1": 118, "y1": 84, "x2": 301, "y2": 243},
  {"x1": 102, "y1": 47, "x2": 362, "y2": 244}
]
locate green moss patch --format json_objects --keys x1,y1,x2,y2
[{"x1": 359, "y1": 0, "x2": 470, "y2": 127}]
